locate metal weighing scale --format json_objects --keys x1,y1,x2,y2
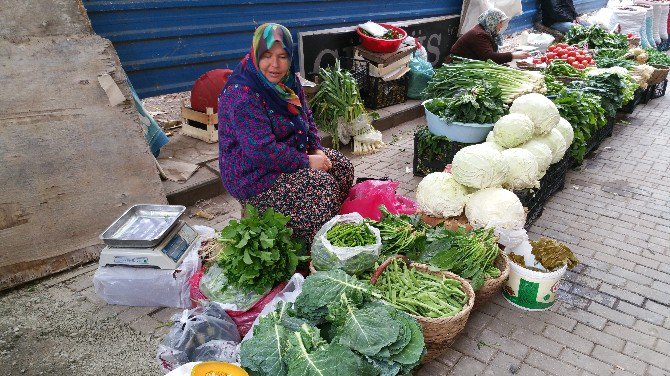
[{"x1": 99, "y1": 204, "x2": 199, "y2": 269}]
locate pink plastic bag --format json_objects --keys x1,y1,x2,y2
[
  {"x1": 340, "y1": 180, "x2": 418, "y2": 221},
  {"x1": 225, "y1": 281, "x2": 288, "y2": 337}
]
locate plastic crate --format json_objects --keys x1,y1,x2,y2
[
  {"x1": 517, "y1": 154, "x2": 572, "y2": 228},
  {"x1": 640, "y1": 83, "x2": 656, "y2": 104},
  {"x1": 618, "y1": 88, "x2": 644, "y2": 114},
  {"x1": 412, "y1": 126, "x2": 472, "y2": 177},
  {"x1": 652, "y1": 79, "x2": 668, "y2": 99},
  {"x1": 340, "y1": 57, "x2": 408, "y2": 110}
]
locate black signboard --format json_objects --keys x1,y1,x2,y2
[{"x1": 298, "y1": 15, "x2": 460, "y2": 79}]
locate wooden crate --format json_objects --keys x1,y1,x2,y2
[
  {"x1": 180, "y1": 99, "x2": 218, "y2": 143},
  {"x1": 353, "y1": 45, "x2": 415, "y2": 78}
]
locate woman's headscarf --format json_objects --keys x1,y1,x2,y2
[
  {"x1": 223, "y1": 23, "x2": 310, "y2": 151},
  {"x1": 478, "y1": 9, "x2": 509, "y2": 46}
]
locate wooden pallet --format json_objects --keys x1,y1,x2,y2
[{"x1": 180, "y1": 99, "x2": 218, "y2": 143}]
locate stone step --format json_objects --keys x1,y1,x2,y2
[{"x1": 162, "y1": 100, "x2": 424, "y2": 205}]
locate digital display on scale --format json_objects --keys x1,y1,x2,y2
[{"x1": 161, "y1": 224, "x2": 197, "y2": 262}]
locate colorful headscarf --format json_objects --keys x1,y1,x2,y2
[
  {"x1": 223, "y1": 23, "x2": 310, "y2": 151},
  {"x1": 478, "y1": 9, "x2": 509, "y2": 46}
]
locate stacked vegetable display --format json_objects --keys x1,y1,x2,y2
[{"x1": 531, "y1": 44, "x2": 595, "y2": 69}]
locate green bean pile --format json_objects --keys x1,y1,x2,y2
[
  {"x1": 374, "y1": 260, "x2": 468, "y2": 318},
  {"x1": 326, "y1": 222, "x2": 376, "y2": 247}
]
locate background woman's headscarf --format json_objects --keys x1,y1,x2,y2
[
  {"x1": 223, "y1": 23, "x2": 310, "y2": 150},
  {"x1": 478, "y1": 9, "x2": 509, "y2": 46}
]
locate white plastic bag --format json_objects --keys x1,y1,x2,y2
[
  {"x1": 359, "y1": 21, "x2": 387, "y2": 37},
  {"x1": 156, "y1": 302, "x2": 241, "y2": 374},
  {"x1": 495, "y1": 0, "x2": 523, "y2": 18},
  {"x1": 93, "y1": 241, "x2": 201, "y2": 308},
  {"x1": 241, "y1": 273, "x2": 305, "y2": 342},
  {"x1": 526, "y1": 33, "x2": 555, "y2": 52},
  {"x1": 310, "y1": 212, "x2": 382, "y2": 275},
  {"x1": 494, "y1": 227, "x2": 529, "y2": 249}
]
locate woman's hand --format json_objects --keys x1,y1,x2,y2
[
  {"x1": 512, "y1": 51, "x2": 531, "y2": 60},
  {"x1": 308, "y1": 154, "x2": 332, "y2": 171}
]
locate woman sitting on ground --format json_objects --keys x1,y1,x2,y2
[
  {"x1": 449, "y1": 8, "x2": 530, "y2": 64},
  {"x1": 218, "y1": 23, "x2": 354, "y2": 242}
]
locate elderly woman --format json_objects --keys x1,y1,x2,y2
[
  {"x1": 218, "y1": 23, "x2": 354, "y2": 242},
  {"x1": 449, "y1": 9, "x2": 530, "y2": 64}
]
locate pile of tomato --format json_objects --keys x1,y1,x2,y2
[{"x1": 531, "y1": 43, "x2": 595, "y2": 69}]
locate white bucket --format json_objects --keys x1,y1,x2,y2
[{"x1": 502, "y1": 261, "x2": 567, "y2": 311}]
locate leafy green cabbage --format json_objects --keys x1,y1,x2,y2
[
  {"x1": 509, "y1": 93, "x2": 560, "y2": 136},
  {"x1": 501, "y1": 148, "x2": 540, "y2": 190},
  {"x1": 492, "y1": 113, "x2": 535, "y2": 148},
  {"x1": 416, "y1": 172, "x2": 469, "y2": 218},
  {"x1": 452, "y1": 143, "x2": 509, "y2": 189}
]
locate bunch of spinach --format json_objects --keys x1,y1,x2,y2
[
  {"x1": 241, "y1": 270, "x2": 426, "y2": 376},
  {"x1": 425, "y1": 81, "x2": 506, "y2": 124},
  {"x1": 569, "y1": 72, "x2": 627, "y2": 117},
  {"x1": 216, "y1": 204, "x2": 304, "y2": 294},
  {"x1": 563, "y1": 25, "x2": 628, "y2": 49},
  {"x1": 552, "y1": 90, "x2": 607, "y2": 163},
  {"x1": 644, "y1": 47, "x2": 670, "y2": 66}
]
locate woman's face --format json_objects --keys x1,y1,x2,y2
[{"x1": 259, "y1": 42, "x2": 290, "y2": 84}]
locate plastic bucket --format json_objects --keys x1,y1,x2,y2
[
  {"x1": 422, "y1": 100, "x2": 493, "y2": 143},
  {"x1": 502, "y1": 261, "x2": 567, "y2": 311}
]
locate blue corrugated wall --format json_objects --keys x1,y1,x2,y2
[{"x1": 84, "y1": 0, "x2": 608, "y2": 98}]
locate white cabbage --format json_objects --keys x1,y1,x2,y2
[
  {"x1": 486, "y1": 131, "x2": 495, "y2": 143},
  {"x1": 536, "y1": 128, "x2": 568, "y2": 164},
  {"x1": 555, "y1": 117, "x2": 574, "y2": 148},
  {"x1": 509, "y1": 93, "x2": 560, "y2": 136},
  {"x1": 501, "y1": 148, "x2": 540, "y2": 190},
  {"x1": 465, "y1": 188, "x2": 526, "y2": 230},
  {"x1": 519, "y1": 139, "x2": 553, "y2": 175},
  {"x1": 451, "y1": 143, "x2": 509, "y2": 189},
  {"x1": 416, "y1": 172, "x2": 469, "y2": 218},
  {"x1": 482, "y1": 141, "x2": 504, "y2": 152},
  {"x1": 492, "y1": 113, "x2": 535, "y2": 148}
]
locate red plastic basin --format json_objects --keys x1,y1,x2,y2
[{"x1": 357, "y1": 23, "x2": 407, "y2": 53}]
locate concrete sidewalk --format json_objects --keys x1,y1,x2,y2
[{"x1": 1, "y1": 92, "x2": 670, "y2": 375}]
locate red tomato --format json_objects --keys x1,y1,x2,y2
[
  {"x1": 567, "y1": 46, "x2": 577, "y2": 51},
  {"x1": 548, "y1": 45, "x2": 556, "y2": 52},
  {"x1": 546, "y1": 52, "x2": 557, "y2": 59},
  {"x1": 577, "y1": 63, "x2": 585, "y2": 69},
  {"x1": 581, "y1": 59, "x2": 590, "y2": 66},
  {"x1": 567, "y1": 56, "x2": 577, "y2": 64},
  {"x1": 540, "y1": 55, "x2": 547, "y2": 62},
  {"x1": 560, "y1": 54, "x2": 569, "y2": 59},
  {"x1": 585, "y1": 56, "x2": 593, "y2": 63},
  {"x1": 568, "y1": 51, "x2": 577, "y2": 57},
  {"x1": 533, "y1": 58, "x2": 542, "y2": 64},
  {"x1": 557, "y1": 43, "x2": 568, "y2": 48}
]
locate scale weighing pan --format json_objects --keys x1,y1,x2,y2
[{"x1": 100, "y1": 204, "x2": 186, "y2": 248}]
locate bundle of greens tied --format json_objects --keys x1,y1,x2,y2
[
  {"x1": 326, "y1": 222, "x2": 376, "y2": 247},
  {"x1": 240, "y1": 270, "x2": 426, "y2": 376},
  {"x1": 216, "y1": 204, "x2": 305, "y2": 294},
  {"x1": 310, "y1": 61, "x2": 384, "y2": 155},
  {"x1": 424, "y1": 58, "x2": 546, "y2": 104},
  {"x1": 372, "y1": 259, "x2": 469, "y2": 318},
  {"x1": 413, "y1": 227, "x2": 501, "y2": 291}
]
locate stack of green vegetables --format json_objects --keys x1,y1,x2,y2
[
  {"x1": 310, "y1": 61, "x2": 367, "y2": 148},
  {"x1": 424, "y1": 58, "x2": 546, "y2": 104},
  {"x1": 563, "y1": 25, "x2": 628, "y2": 49},
  {"x1": 372, "y1": 206, "x2": 427, "y2": 260},
  {"x1": 545, "y1": 59, "x2": 585, "y2": 78},
  {"x1": 552, "y1": 90, "x2": 607, "y2": 163},
  {"x1": 414, "y1": 227, "x2": 501, "y2": 291},
  {"x1": 216, "y1": 205, "x2": 304, "y2": 294},
  {"x1": 594, "y1": 48, "x2": 635, "y2": 69},
  {"x1": 644, "y1": 48, "x2": 670, "y2": 66},
  {"x1": 240, "y1": 270, "x2": 426, "y2": 376},
  {"x1": 373, "y1": 259, "x2": 469, "y2": 318},
  {"x1": 424, "y1": 81, "x2": 506, "y2": 124},
  {"x1": 544, "y1": 75, "x2": 565, "y2": 95},
  {"x1": 569, "y1": 72, "x2": 628, "y2": 117}
]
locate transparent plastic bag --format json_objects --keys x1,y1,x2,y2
[
  {"x1": 156, "y1": 302, "x2": 241, "y2": 374},
  {"x1": 408, "y1": 55, "x2": 434, "y2": 99},
  {"x1": 311, "y1": 213, "x2": 382, "y2": 275},
  {"x1": 199, "y1": 264, "x2": 268, "y2": 311}
]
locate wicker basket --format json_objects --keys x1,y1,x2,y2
[
  {"x1": 473, "y1": 251, "x2": 510, "y2": 310},
  {"x1": 649, "y1": 65, "x2": 670, "y2": 86},
  {"x1": 371, "y1": 255, "x2": 475, "y2": 360}
]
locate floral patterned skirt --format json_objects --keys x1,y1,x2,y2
[{"x1": 242, "y1": 148, "x2": 354, "y2": 242}]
